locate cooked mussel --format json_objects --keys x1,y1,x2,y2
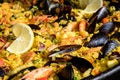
[
  {"x1": 96, "y1": 7, "x2": 109, "y2": 22},
  {"x1": 99, "y1": 22, "x2": 115, "y2": 35},
  {"x1": 56, "y1": 57, "x2": 93, "y2": 80},
  {"x1": 48, "y1": 3, "x2": 63, "y2": 16},
  {"x1": 57, "y1": 63, "x2": 74, "y2": 80},
  {"x1": 101, "y1": 40, "x2": 119, "y2": 58},
  {"x1": 86, "y1": 33, "x2": 108, "y2": 47},
  {"x1": 69, "y1": 57, "x2": 93, "y2": 73},
  {"x1": 49, "y1": 45, "x2": 81, "y2": 57},
  {"x1": 87, "y1": 7, "x2": 108, "y2": 33},
  {"x1": 0, "y1": 68, "x2": 6, "y2": 77}
]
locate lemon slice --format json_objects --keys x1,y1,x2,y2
[
  {"x1": 83, "y1": 0, "x2": 103, "y2": 14},
  {"x1": 79, "y1": 0, "x2": 90, "y2": 9},
  {"x1": 7, "y1": 23, "x2": 34, "y2": 54}
]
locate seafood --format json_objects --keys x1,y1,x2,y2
[
  {"x1": 49, "y1": 45, "x2": 81, "y2": 57},
  {"x1": 36, "y1": 0, "x2": 72, "y2": 16},
  {"x1": 87, "y1": 7, "x2": 108, "y2": 33},
  {"x1": 99, "y1": 22, "x2": 115, "y2": 34},
  {"x1": 0, "y1": 0, "x2": 120, "y2": 80},
  {"x1": 20, "y1": 67, "x2": 53, "y2": 80},
  {"x1": 86, "y1": 33, "x2": 108, "y2": 47},
  {"x1": 47, "y1": 56, "x2": 93, "y2": 80},
  {"x1": 57, "y1": 63, "x2": 74, "y2": 80},
  {"x1": 69, "y1": 57, "x2": 93, "y2": 73},
  {"x1": 101, "y1": 40, "x2": 119, "y2": 57},
  {"x1": 0, "y1": 68, "x2": 6, "y2": 77}
]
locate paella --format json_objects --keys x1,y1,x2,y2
[{"x1": 0, "y1": 0, "x2": 120, "y2": 80}]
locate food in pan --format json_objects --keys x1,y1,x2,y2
[{"x1": 0, "y1": 0, "x2": 120, "y2": 80}]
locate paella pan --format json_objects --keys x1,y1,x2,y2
[{"x1": 0, "y1": 0, "x2": 120, "y2": 80}]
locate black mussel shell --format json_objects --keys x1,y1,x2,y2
[
  {"x1": 99, "y1": 22, "x2": 115, "y2": 34},
  {"x1": 96, "y1": 7, "x2": 108, "y2": 22},
  {"x1": 0, "y1": 68, "x2": 6, "y2": 77},
  {"x1": 49, "y1": 3, "x2": 63, "y2": 16},
  {"x1": 28, "y1": 24, "x2": 40, "y2": 30},
  {"x1": 87, "y1": 11, "x2": 97, "y2": 34},
  {"x1": 69, "y1": 57, "x2": 93, "y2": 73},
  {"x1": 87, "y1": 7, "x2": 108, "y2": 33},
  {"x1": 58, "y1": 63, "x2": 74, "y2": 80},
  {"x1": 101, "y1": 40, "x2": 119, "y2": 58},
  {"x1": 49, "y1": 45, "x2": 81, "y2": 57},
  {"x1": 63, "y1": 0, "x2": 72, "y2": 14},
  {"x1": 87, "y1": 33, "x2": 108, "y2": 47}
]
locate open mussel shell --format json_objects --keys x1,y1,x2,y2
[
  {"x1": 69, "y1": 57, "x2": 93, "y2": 73},
  {"x1": 101, "y1": 40, "x2": 120, "y2": 58},
  {"x1": 49, "y1": 45, "x2": 81, "y2": 57},
  {"x1": 99, "y1": 22, "x2": 115, "y2": 35},
  {"x1": 82, "y1": 64, "x2": 120, "y2": 80},
  {"x1": 48, "y1": 3, "x2": 63, "y2": 16},
  {"x1": 86, "y1": 33, "x2": 108, "y2": 47},
  {"x1": 57, "y1": 63, "x2": 74, "y2": 80}
]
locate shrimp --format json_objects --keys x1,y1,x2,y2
[
  {"x1": 20, "y1": 67, "x2": 54, "y2": 80},
  {"x1": 79, "y1": 19, "x2": 89, "y2": 38}
]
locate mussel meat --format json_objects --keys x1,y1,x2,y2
[
  {"x1": 101, "y1": 40, "x2": 119, "y2": 58},
  {"x1": 86, "y1": 33, "x2": 108, "y2": 47},
  {"x1": 99, "y1": 22, "x2": 115, "y2": 35}
]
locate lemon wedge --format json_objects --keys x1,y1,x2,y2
[
  {"x1": 7, "y1": 23, "x2": 34, "y2": 54},
  {"x1": 83, "y1": 0, "x2": 103, "y2": 14}
]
